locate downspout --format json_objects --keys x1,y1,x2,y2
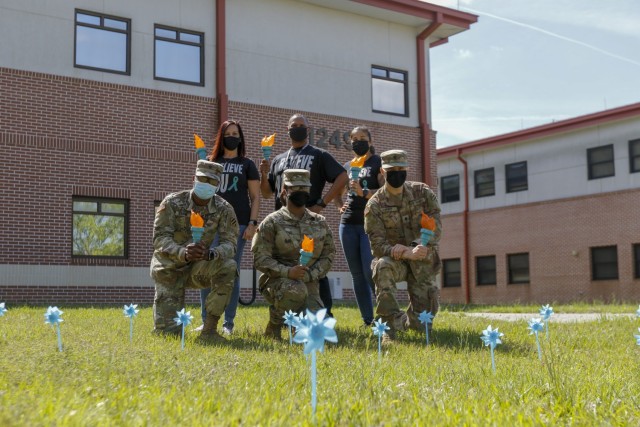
[
  {"x1": 456, "y1": 148, "x2": 471, "y2": 304},
  {"x1": 416, "y1": 13, "x2": 442, "y2": 185},
  {"x1": 216, "y1": 0, "x2": 228, "y2": 124}
]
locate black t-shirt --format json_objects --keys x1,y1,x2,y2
[
  {"x1": 215, "y1": 156, "x2": 259, "y2": 225},
  {"x1": 341, "y1": 154, "x2": 382, "y2": 225},
  {"x1": 268, "y1": 144, "x2": 345, "y2": 210}
]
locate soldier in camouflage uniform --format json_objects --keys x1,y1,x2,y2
[
  {"x1": 150, "y1": 160, "x2": 239, "y2": 341},
  {"x1": 252, "y1": 169, "x2": 335, "y2": 339},
  {"x1": 364, "y1": 150, "x2": 442, "y2": 343}
]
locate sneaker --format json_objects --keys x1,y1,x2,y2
[
  {"x1": 222, "y1": 326, "x2": 233, "y2": 335},
  {"x1": 193, "y1": 324, "x2": 204, "y2": 332}
]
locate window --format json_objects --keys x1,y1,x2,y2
[
  {"x1": 371, "y1": 66, "x2": 408, "y2": 117},
  {"x1": 506, "y1": 161, "x2": 528, "y2": 193},
  {"x1": 634, "y1": 244, "x2": 640, "y2": 279},
  {"x1": 72, "y1": 198, "x2": 128, "y2": 257},
  {"x1": 508, "y1": 253, "x2": 529, "y2": 284},
  {"x1": 476, "y1": 255, "x2": 496, "y2": 285},
  {"x1": 587, "y1": 145, "x2": 615, "y2": 179},
  {"x1": 590, "y1": 246, "x2": 618, "y2": 280},
  {"x1": 74, "y1": 10, "x2": 130, "y2": 74},
  {"x1": 630, "y1": 139, "x2": 640, "y2": 173},
  {"x1": 442, "y1": 259, "x2": 461, "y2": 287},
  {"x1": 474, "y1": 168, "x2": 495, "y2": 198},
  {"x1": 440, "y1": 175, "x2": 460, "y2": 203},
  {"x1": 154, "y1": 25, "x2": 204, "y2": 85}
]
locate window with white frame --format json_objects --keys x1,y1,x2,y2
[
  {"x1": 371, "y1": 66, "x2": 408, "y2": 117},
  {"x1": 74, "y1": 10, "x2": 130, "y2": 74}
]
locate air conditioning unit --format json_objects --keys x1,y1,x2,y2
[{"x1": 329, "y1": 277, "x2": 343, "y2": 299}]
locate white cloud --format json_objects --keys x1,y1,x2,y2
[{"x1": 456, "y1": 48, "x2": 472, "y2": 59}]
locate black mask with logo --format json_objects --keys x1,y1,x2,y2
[
  {"x1": 288, "y1": 127, "x2": 308, "y2": 142},
  {"x1": 223, "y1": 136, "x2": 241, "y2": 151},
  {"x1": 385, "y1": 170, "x2": 407, "y2": 188},
  {"x1": 287, "y1": 191, "x2": 311, "y2": 207},
  {"x1": 351, "y1": 140, "x2": 369, "y2": 157}
]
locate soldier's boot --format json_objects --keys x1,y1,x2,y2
[
  {"x1": 382, "y1": 328, "x2": 397, "y2": 346},
  {"x1": 264, "y1": 320, "x2": 283, "y2": 340},
  {"x1": 199, "y1": 314, "x2": 225, "y2": 343}
]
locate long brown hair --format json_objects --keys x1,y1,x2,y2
[{"x1": 208, "y1": 120, "x2": 246, "y2": 160}]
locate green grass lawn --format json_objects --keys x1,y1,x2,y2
[{"x1": 1, "y1": 303, "x2": 639, "y2": 426}]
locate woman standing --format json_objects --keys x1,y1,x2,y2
[
  {"x1": 339, "y1": 126, "x2": 384, "y2": 326},
  {"x1": 198, "y1": 120, "x2": 260, "y2": 334}
]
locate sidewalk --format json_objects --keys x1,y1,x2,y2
[{"x1": 464, "y1": 312, "x2": 635, "y2": 323}]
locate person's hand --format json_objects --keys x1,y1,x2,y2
[
  {"x1": 404, "y1": 245, "x2": 429, "y2": 261},
  {"x1": 185, "y1": 242, "x2": 207, "y2": 262},
  {"x1": 349, "y1": 180, "x2": 363, "y2": 197},
  {"x1": 259, "y1": 159, "x2": 270, "y2": 175},
  {"x1": 338, "y1": 204, "x2": 346, "y2": 214},
  {"x1": 309, "y1": 205, "x2": 323, "y2": 214},
  {"x1": 391, "y1": 244, "x2": 408, "y2": 260},
  {"x1": 243, "y1": 224, "x2": 257, "y2": 240},
  {"x1": 288, "y1": 265, "x2": 309, "y2": 280}
]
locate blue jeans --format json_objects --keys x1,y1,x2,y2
[
  {"x1": 339, "y1": 223, "x2": 374, "y2": 324},
  {"x1": 200, "y1": 224, "x2": 247, "y2": 329}
]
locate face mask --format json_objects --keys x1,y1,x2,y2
[
  {"x1": 193, "y1": 180, "x2": 217, "y2": 199},
  {"x1": 351, "y1": 140, "x2": 369, "y2": 157},
  {"x1": 223, "y1": 136, "x2": 241, "y2": 151},
  {"x1": 385, "y1": 171, "x2": 407, "y2": 189},
  {"x1": 288, "y1": 127, "x2": 308, "y2": 142},
  {"x1": 287, "y1": 191, "x2": 311, "y2": 207}
]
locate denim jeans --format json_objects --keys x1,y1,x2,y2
[
  {"x1": 200, "y1": 224, "x2": 247, "y2": 329},
  {"x1": 339, "y1": 223, "x2": 374, "y2": 324}
]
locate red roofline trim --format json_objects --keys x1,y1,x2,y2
[{"x1": 352, "y1": 0, "x2": 477, "y2": 28}]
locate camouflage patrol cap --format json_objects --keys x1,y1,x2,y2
[
  {"x1": 380, "y1": 149, "x2": 408, "y2": 169},
  {"x1": 195, "y1": 159, "x2": 223, "y2": 181},
  {"x1": 283, "y1": 169, "x2": 312, "y2": 187}
]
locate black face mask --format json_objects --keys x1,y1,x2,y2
[
  {"x1": 287, "y1": 191, "x2": 311, "y2": 207},
  {"x1": 223, "y1": 136, "x2": 241, "y2": 151},
  {"x1": 351, "y1": 140, "x2": 369, "y2": 156},
  {"x1": 288, "y1": 127, "x2": 308, "y2": 142},
  {"x1": 385, "y1": 170, "x2": 407, "y2": 188}
]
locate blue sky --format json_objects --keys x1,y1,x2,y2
[{"x1": 428, "y1": 0, "x2": 640, "y2": 148}]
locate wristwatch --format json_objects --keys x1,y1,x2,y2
[
  {"x1": 248, "y1": 219, "x2": 258, "y2": 226},
  {"x1": 315, "y1": 198, "x2": 327, "y2": 208},
  {"x1": 208, "y1": 249, "x2": 218, "y2": 261}
]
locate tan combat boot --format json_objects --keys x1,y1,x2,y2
[
  {"x1": 264, "y1": 320, "x2": 283, "y2": 340},
  {"x1": 199, "y1": 314, "x2": 225, "y2": 342}
]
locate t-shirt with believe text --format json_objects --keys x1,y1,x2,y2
[
  {"x1": 341, "y1": 154, "x2": 382, "y2": 225},
  {"x1": 214, "y1": 156, "x2": 259, "y2": 225}
]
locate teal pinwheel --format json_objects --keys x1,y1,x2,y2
[
  {"x1": 539, "y1": 304, "x2": 554, "y2": 338},
  {"x1": 418, "y1": 310, "x2": 434, "y2": 346},
  {"x1": 293, "y1": 309, "x2": 338, "y2": 416},
  {"x1": 635, "y1": 328, "x2": 640, "y2": 346},
  {"x1": 44, "y1": 306, "x2": 64, "y2": 352},
  {"x1": 123, "y1": 304, "x2": 139, "y2": 342},
  {"x1": 636, "y1": 305, "x2": 640, "y2": 318},
  {"x1": 174, "y1": 308, "x2": 194, "y2": 350},
  {"x1": 372, "y1": 318, "x2": 389, "y2": 358},
  {"x1": 481, "y1": 325, "x2": 504, "y2": 372},
  {"x1": 0, "y1": 302, "x2": 6, "y2": 317},
  {"x1": 528, "y1": 318, "x2": 545, "y2": 360},
  {"x1": 283, "y1": 310, "x2": 297, "y2": 345}
]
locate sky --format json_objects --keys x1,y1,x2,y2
[{"x1": 427, "y1": 0, "x2": 640, "y2": 148}]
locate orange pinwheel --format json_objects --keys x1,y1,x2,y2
[
  {"x1": 261, "y1": 133, "x2": 276, "y2": 147},
  {"x1": 190, "y1": 211, "x2": 204, "y2": 227},
  {"x1": 301, "y1": 235, "x2": 314, "y2": 252},
  {"x1": 194, "y1": 134, "x2": 205, "y2": 149},
  {"x1": 350, "y1": 155, "x2": 366, "y2": 168},
  {"x1": 420, "y1": 212, "x2": 436, "y2": 231}
]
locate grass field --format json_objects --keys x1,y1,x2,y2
[{"x1": 1, "y1": 303, "x2": 639, "y2": 426}]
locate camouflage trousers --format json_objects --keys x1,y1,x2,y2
[
  {"x1": 371, "y1": 256, "x2": 440, "y2": 332},
  {"x1": 151, "y1": 257, "x2": 236, "y2": 334},
  {"x1": 259, "y1": 276, "x2": 324, "y2": 325}
]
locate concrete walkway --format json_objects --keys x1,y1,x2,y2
[{"x1": 464, "y1": 312, "x2": 636, "y2": 323}]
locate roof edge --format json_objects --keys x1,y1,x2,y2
[{"x1": 352, "y1": 0, "x2": 478, "y2": 28}]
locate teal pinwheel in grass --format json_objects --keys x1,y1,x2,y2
[
  {"x1": 174, "y1": 308, "x2": 194, "y2": 350},
  {"x1": 123, "y1": 304, "x2": 139, "y2": 342},
  {"x1": 636, "y1": 305, "x2": 640, "y2": 318},
  {"x1": 528, "y1": 318, "x2": 545, "y2": 360},
  {"x1": 293, "y1": 308, "x2": 338, "y2": 417},
  {"x1": 635, "y1": 328, "x2": 640, "y2": 346},
  {"x1": 372, "y1": 318, "x2": 389, "y2": 358},
  {"x1": 539, "y1": 304, "x2": 553, "y2": 338},
  {"x1": 44, "y1": 306, "x2": 64, "y2": 352},
  {"x1": 481, "y1": 325, "x2": 504, "y2": 372},
  {"x1": 283, "y1": 310, "x2": 297, "y2": 345},
  {"x1": 418, "y1": 310, "x2": 434, "y2": 346},
  {"x1": 0, "y1": 302, "x2": 6, "y2": 317}
]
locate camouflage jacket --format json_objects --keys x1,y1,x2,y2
[
  {"x1": 364, "y1": 181, "x2": 441, "y2": 259},
  {"x1": 151, "y1": 190, "x2": 238, "y2": 269},
  {"x1": 252, "y1": 207, "x2": 334, "y2": 283}
]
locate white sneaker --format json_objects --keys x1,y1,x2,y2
[
  {"x1": 222, "y1": 326, "x2": 233, "y2": 335},
  {"x1": 194, "y1": 324, "x2": 204, "y2": 332}
]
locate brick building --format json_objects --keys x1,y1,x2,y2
[
  {"x1": 437, "y1": 103, "x2": 640, "y2": 304},
  {"x1": 0, "y1": 0, "x2": 476, "y2": 304}
]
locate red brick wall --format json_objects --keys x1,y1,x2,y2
[{"x1": 440, "y1": 189, "x2": 640, "y2": 304}]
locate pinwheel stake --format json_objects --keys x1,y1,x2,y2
[
  {"x1": 372, "y1": 318, "x2": 389, "y2": 359},
  {"x1": 418, "y1": 311, "x2": 434, "y2": 346},
  {"x1": 539, "y1": 304, "x2": 554, "y2": 339},
  {"x1": 44, "y1": 306, "x2": 64, "y2": 352},
  {"x1": 123, "y1": 304, "x2": 139, "y2": 342},
  {"x1": 527, "y1": 318, "x2": 544, "y2": 361},
  {"x1": 636, "y1": 305, "x2": 640, "y2": 318},
  {"x1": 293, "y1": 309, "x2": 337, "y2": 417},
  {"x1": 283, "y1": 310, "x2": 296, "y2": 346},
  {"x1": 0, "y1": 302, "x2": 6, "y2": 317},
  {"x1": 174, "y1": 308, "x2": 194, "y2": 350},
  {"x1": 481, "y1": 325, "x2": 504, "y2": 372},
  {"x1": 635, "y1": 328, "x2": 640, "y2": 346}
]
